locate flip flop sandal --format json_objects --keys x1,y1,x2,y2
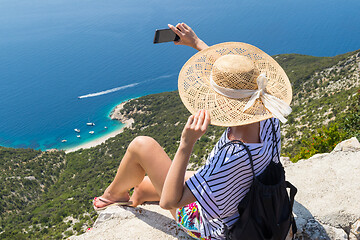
[
  {"x1": 93, "y1": 196, "x2": 133, "y2": 211},
  {"x1": 141, "y1": 201, "x2": 160, "y2": 205}
]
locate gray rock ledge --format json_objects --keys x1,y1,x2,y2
[{"x1": 70, "y1": 138, "x2": 360, "y2": 239}]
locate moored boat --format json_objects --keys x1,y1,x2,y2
[{"x1": 89, "y1": 131, "x2": 94, "y2": 134}]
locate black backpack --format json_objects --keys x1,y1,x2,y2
[{"x1": 224, "y1": 119, "x2": 297, "y2": 240}]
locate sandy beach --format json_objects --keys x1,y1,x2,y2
[
  {"x1": 64, "y1": 119, "x2": 133, "y2": 153},
  {"x1": 65, "y1": 100, "x2": 134, "y2": 153}
]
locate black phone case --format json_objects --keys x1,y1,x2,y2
[{"x1": 153, "y1": 29, "x2": 180, "y2": 44}]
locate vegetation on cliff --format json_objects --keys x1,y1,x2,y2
[{"x1": 0, "y1": 50, "x2": 359, "y2": 239}]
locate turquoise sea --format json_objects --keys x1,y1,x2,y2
[{"x1": 0, "y1": 0, "x2": 359, "y2": 150}]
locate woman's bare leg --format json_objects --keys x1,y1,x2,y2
[
  {"x1": 95, "y1": 135, "x2": 196, "y2": 219},
  {"x1": 97, "y1": 136, "x2": 172, "y2": 204},
  {"x1": 130, "y1": 171, "x2": 197, "y2": 206}
]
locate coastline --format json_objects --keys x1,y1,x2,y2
[{"x1": 65, "y1": 100, "x2": 134, "y2": 153}]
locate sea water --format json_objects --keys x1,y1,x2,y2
[{"x1": 0, "y1": 0, "x2": 359, "y2": 150}]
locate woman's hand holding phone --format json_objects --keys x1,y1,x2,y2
[{"x1": 168, "y1": 23, "x2": 209, "y2": 51}]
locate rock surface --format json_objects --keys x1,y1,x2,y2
[
  {"x1": 69, "y1": 204, "x2": 192, "y2": 240},
  {"x1": 332, "y1": 137, "x2": 360, "y2": 152},
  {"x1": 70, "y1": 138, "x2": 360, "y2": 239},
  {"x1": 289, "y1": 138, "x2": 360, "y2": 239}
]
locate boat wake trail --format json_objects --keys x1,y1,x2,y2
[
  {"x1": 78, "y1": 74, "x2": 174, "y2": 99},
  {"x1": 78, "y1": 82, "x2": 140, "y2": 99},
  {"x1": 151, "y1": 74, "x2": 174, "y2": 80}
]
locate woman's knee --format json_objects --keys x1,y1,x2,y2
[{"x1": 128, "y1": 136, "x2": 159, "y2": 154}]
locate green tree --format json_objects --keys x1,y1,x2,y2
[{"x1": 291, "y1": 124, "x2": 346, "y2": 162}]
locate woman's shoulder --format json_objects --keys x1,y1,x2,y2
[
  {"x1": 198, "y1": 144, "x2": 248, "y2": 180},
  {"x1": 260, "y1": 118, "x2": 280, "y2": 142},
  {"x1": 210, "y1": 140, "x2": 251, "y2": 165},
  {"x1": 260, "y1": 117, "x2": 279, "y2": 129}
]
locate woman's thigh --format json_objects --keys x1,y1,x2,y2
[
  {"x1": 185, "y1": 171, "x2": 196, "y2": 180},
  {"x1": 130, "y1": 136, "x2": 172, "y2": 197},
  {"x1": 130, "y1": 137, "x2": 197, "y2": 196},
  {"x1": 169, "y1": 171, "x2": 197, "y2": 219},
  {"x1": 130, "y1": 137, "x2": 198, "y2": 218}
]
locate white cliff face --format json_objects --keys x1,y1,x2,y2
[
  {"x1": 285, "y1": 137, "x2": 360, "y2": 240},
  {"x1": 70, "y1": 138, "x2": 360, "y2": 240}
]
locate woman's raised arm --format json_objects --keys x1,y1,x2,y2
[
  {"x1": 168, "y1": 23, "x2": 209, "y2": 51},
  {"x1": 160, "y1": 110, "x2": 210, "y2": 209}
]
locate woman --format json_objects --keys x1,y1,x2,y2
[{"x1": 93, "y1": 23, "x2": 292, "y2": 239}]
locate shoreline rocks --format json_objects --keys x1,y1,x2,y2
[
  {"x1": 110, "y1": 100, "x2": 142, "y2": 131},
  {"x1": 110, "y1": 100, "x2": 133, "y2": 124}
]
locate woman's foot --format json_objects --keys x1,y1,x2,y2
[
  {"x1": 93, "y1": 191, "x2": 132, "y2": 211},
  {"x1": 93, "y1": 196, "x2": 132, "y2": 211}
]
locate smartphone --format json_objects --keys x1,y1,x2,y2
[{"x1": 153, "y1": 28, "x2": 180, "y2": 44}]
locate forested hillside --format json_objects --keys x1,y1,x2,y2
[
  {"x1": 275, "y1": 51, "x2": 360, "y2": 159},
  {"x1": 0, "y1": 50, "x2": 359, "y2": 239}
]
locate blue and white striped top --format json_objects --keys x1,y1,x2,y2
[{"x1": 186, "y1": 118, "x2": 281, "y2": 239}]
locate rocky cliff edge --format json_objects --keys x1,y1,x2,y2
[{"x1": 70, "y1": 138, "x2": 360, "y2": 240}]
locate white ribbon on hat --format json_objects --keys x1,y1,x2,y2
[{"x1": 209, "y1": 73, "x2": 292, "y2": 123}]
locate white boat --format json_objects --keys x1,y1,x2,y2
[
  {"x1": 104, "y1": 126, "x2": 107, "y2": 129},
  {"x1": 74, "y1": 128, "x2": 80, "y2": 133},
  {"x1": 62, "y1": 139, "x2": 67, "y2": 143},
  {"x1": 89, "y1": 131, "x2": 94, "y2": 134},
  {"x1": 87, "y1": 122, "x2": 95, "y2": 126},
  {"x1": 77, "y1": 135, "x2": 81, "y2": 138}
]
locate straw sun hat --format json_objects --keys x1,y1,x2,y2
[{"x1": 178, "y1": 42, "x2": 292, "y2": 126}]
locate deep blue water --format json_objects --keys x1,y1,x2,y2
[{"x1": 0, "y1": 0, "x2": 359, "y2": 150}]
